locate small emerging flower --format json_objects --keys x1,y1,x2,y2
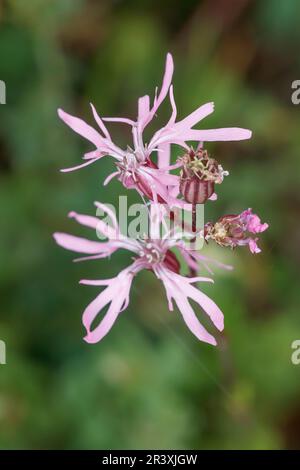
[
  {"x1": 53, "y1": 203, "x2": 224, "y2": 346},
  {"x1": 179, "y1": 148, "x2": 228, "y2": 204},
  {"x1": 204, "y1": 209, "x2": 269, "y2": 253}
]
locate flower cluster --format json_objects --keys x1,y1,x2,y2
[{"x1": 54, "y1": 53, "x2": 268, "y2": 346}]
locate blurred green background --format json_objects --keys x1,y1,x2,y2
[{"x1": 0, "y1": 0, "x2": 300, "y2": 450}]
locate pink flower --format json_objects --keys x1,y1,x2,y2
[
  {"x1": 179, "y1": 247, "x2": 234, "y2": 275},
  {"x1": 53, "y1": 202, "x2": 224, "y2": 346},
  {"x1": 241, "y1": 209, "x2": 269, "y2": 234},
  {"x1": 204, "y1": 209, "x2": 269, "y2": 254},
  {"x1": 58, "y1": 53, "x2": 251, "y2": 206}
]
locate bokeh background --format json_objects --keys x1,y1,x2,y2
[{"x1": 0, "y1": 0, "x2": 300, "y2": 450}]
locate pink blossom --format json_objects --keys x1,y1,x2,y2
[
  {"x1": 179, "y1": 247, "x2": 234, "y2": 275},
  {"x1": 58, "y1": 53, "x2": 251, "y2": 206},
  {"x1": 53, "y1": 202, "x2": 224, "y2": 346}
]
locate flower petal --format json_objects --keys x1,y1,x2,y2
[
  {"x1": 60, "y1": 156, "x2": 102, "y2": 173},
  {"x1": 157, "y1": 143, "x2": 171, "y2": 169},
  {"x1": 138, "y1": 95, "x2": 150, "y2": 122},
  {"x1": 179, "y1": 279, "x2": 224, "y2": 331},
  {"x1": 94, "y1": 201, "x2": 119, "y2": 235},
  {"x1": 156, "y1": 266, "x2": 223, "y2": 345},
  {"x1": 102, "y1": 117, "x2": 135, "y2": 125},
  {"x1": 90, "y1": 103, "x2": 111, "y2": 140},
  {"x1": 249, "y1": 238, "x2": 261, "y2": 254},
  {"x1": 208, "y1": 192, "x2": 218, "y2": 201},
  {"x1": 174, "y1": 295, "x2": 217, "y2": 345},
  {"x1": 246, "y1": 212, "x2": 269, "y2": 233},
  {"x1": 166, "y1": 85, "x2": 177, "y2": 127},
  {"x1": 68, "y1": 211, "x2": 101, "y2": 229},
  {"x1": 103, "y1": 171, "x2": 119, "y2": 186},
  {"x1": 69, "y1": 206, "x2": 118, "y2": 240}
]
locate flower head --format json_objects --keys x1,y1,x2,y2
[
  {"x1": 204, "y1": 209, "x2": 269, "y2": 253},
  {"x1": 54, "y1": 202, "x2": 224, "y2": 346}
]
